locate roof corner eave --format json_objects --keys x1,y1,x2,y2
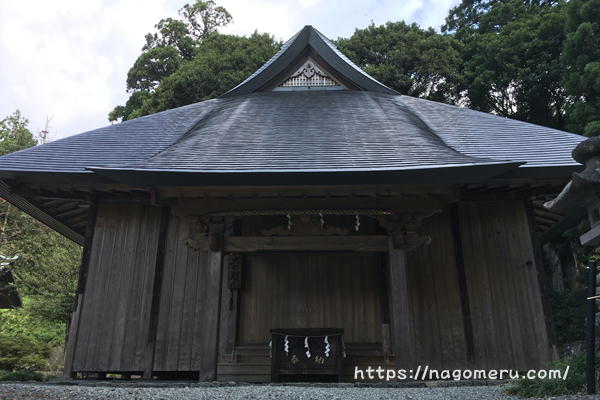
[{"x1": 0, "y1": 180, "x2": 84, "y2": 245}]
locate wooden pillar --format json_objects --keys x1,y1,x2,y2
[
  {"x1": 450, "y1": 204, "x2": 475, "y2": 364},
  {"x1": 202, "y1": 249, "x2": 224, "y2": 381},
  {"x1": 142, "y1": 206, "x2": 171, "y2": 379},
  {"x1": 218, "y1": 253, "x2": 241, "y2": 364},
  {"x1": 523, "y1": 194, "x2": 557, "y2": 351},
  {"x1": 63, "y1": 201, "x2": 97, "y2": 378},
  {"x1": 387, "y1": 239, "x2": 416, "y2": 368}
]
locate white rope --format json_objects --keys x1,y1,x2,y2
[{"x1": 304, "y1": 336, "x2": 311, "y2": 358}]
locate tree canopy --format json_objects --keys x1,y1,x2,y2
[
  {"x1": 109, "y1": 0, "x2": 278, "y2": 122},
  {"x1": 336, "y1": 22, "x2": 464, "y2": 104},
  {"x1": 444, "y1": 0, "x2": 568, "y2": 129},
  {"x1": 0, "y1": 111, "x2": 36, "y2": 156},
  {"x1": 562, "y1": 0, "x2": 600, "y2": 136}
]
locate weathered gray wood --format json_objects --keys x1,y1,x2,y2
[
  {"x1": 524, "y1": 195, "x2": 556, "y2": 351},
  {"x1": 449, "y1": 205, "x2": 474, "y2": 365},
  {"x1": 63, "y1": 294, "x2": 83, "y2": 378},
  {"x1": 237, "y1": 253, "x2": 383, "y2": 345},
  {"x1": 142, "y1": 207, "x2": 170, "y2": 378},
  {"x1": 174, "y1": 196, "x2": 446, "y2": 218},
  {"x1": 218, "y1": 254, "x2": 239, "y2": 362},
  {"x1": 201, "y1": 251, "x2": 223, "y2": 381},
  {"x1": 63, "y1": 201, "x2": 98, "y2": 378},
  {"x1": 459, "y1": 200, "x2": 551, "y2": 369},
  {"x1": 151, "y1": 215, "x2": 223, "y2": 380},
  {"x1": 405, "y1": 209, "x2": 468, "y2": 369},
  {"x1": 71, "y1": 204, "x2": 160, "y2": 373},
  {"x1": 387, "y1": 241, "x2": 416, "y2": 368},
  {"x1": 225, "y1": 235, "x2": 388, "y2": 252}
]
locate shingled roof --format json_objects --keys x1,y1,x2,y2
[
  {"x1": 0, "y1": 25, "x2": 587, "y2": 241},
  {"x1": 0, "y1": 25, "x2": 584, "y2": 183}
]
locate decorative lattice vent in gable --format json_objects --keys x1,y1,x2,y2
[{"x1": 279, "y1": 58, "x2": 340, "y2": 88}]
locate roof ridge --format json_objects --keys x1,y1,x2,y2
[{"x1": 222, "y1": 25, "x2": 397, "y2": 97}]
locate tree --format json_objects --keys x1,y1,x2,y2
[
  {"x1": 443, "y1": 0, "x2": 568, "y2": 130},
  {"x1": 0, "y1": 111, "x2": 36, "y2": 156},
  {"x1": 110, "y1": 0, "x2": 236, "y2": 121},
  {"x1": 111, "y1": 32, "x2": 279, "y2": 121},
  {"x1": 179, "y1": 0, "x2": 232, "y2": 41},
  {"x1": 336, "y1": 22, "x2": 464, "y2": 104},
  {"x1": 0, "y1": 111, "x2": 81, "y2": 372},
  {"x1": 562, "y1": 0, "x2": 600, "y2": 136}
]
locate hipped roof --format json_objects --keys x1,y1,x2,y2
[
  {"x1": 0, "y1": 25, "x2": 584, "y2": 186},
  {"x1": 0, "y1": 25, "x2": 588, "y2": 243}
]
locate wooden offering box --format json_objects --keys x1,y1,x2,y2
[{"x1": 270, "y1": 328, "x2": 344, "y2": 382}]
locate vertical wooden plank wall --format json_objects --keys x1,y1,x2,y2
[
  {"x1": 405, "y1": 210, "x2": 468, "y2": 369},
  {"x1": 152, "y1": 214, "x2": 222, "y2": 380},
  {"x1": 237, "y1": 253, "x2": 383, "y2": 345},
  {"x1": 71, "y1": 203, "x2": 161, "y2": 372},
  {"x1": 458, "y1": 199, "x2": 551, "y2": 369}
]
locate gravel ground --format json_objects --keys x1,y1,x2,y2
[{"x1": 1, "y1": 383, "x2": 599, "y2": 400}]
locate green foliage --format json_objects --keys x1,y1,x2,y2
[
  {"x1": 444, "y1": 0, "x2": 568, "y2": 129},
  {"x1": 0, "y1": 110, "x2": 37, "y2": 156},
  {"x1": 143, "y1": 18, "x2": 195, "y2": 60},
  {"x1": 0, "y1": 110, "x2": 81, "y2": 373},
  {"x1": 0, "y1": 369, "x2": 44, "y2": 381},
  {"x1": 0, "y1": 298, "x2": 66, "y2": 345},
  {"x1": 127, "y1": 46, "x2": 183, "y2": 91},
  {"x1": 551, "y1": 288, "x2": 587, "y2": 345},
  {"x1": 143, "y1": 33, "x2": 279, "y2": 113},
  {"x1": 110, "y1": 0, "x2": 239, "y2": 121},
  {"x1": 336, "y1": 22, "x2": 464, "y2": 104},
  {"x1": 562, "y1": 0, "x2": 600, "y2": 136},
  {"x1": 179, "y1": 0, "x2": 232, "y2": 41},
  {"x1": 0, "y1": 335, "x2": 49, "y2": 372},
  {"x1": 503, "y1": 353, "x2": 595, "y2": 397},
  {"x1": 0, "y1": 216, "x2": 81, "y2": 323},
  {"x1": 112, "y1": 32, "x2": 279, "y2": 121}
]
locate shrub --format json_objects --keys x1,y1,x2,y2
[
  {"x1": 551, "y1": 288, "x2": 587, "y2": 345},
  {"x1": 503, "y1": 353, "x2": 597, "y2": 397},
  {"x1": 0, "y1": 336, "x2": 49, "y2": 371},
  {"x1": 0, "y1": 370, "x2": 44, "y2": 381}
]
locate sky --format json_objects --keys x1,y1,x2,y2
[{"x1": 0, "y1": 0, "x2": 459, "y2": 140}]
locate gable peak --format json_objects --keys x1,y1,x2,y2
[{"x1": 222, "y1": 25, "x2": 396, "y2": 97}]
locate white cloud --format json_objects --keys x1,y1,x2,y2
[{"x1": 0, "y1": 0, "x2": 458, "y2": 139}]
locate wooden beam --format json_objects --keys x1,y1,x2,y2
[
  {"x1": 143, "y1": 206, "x2": 171, "y2": 379},
  {"x1": 524, "y1": 195, "x2": 557, "y2": 349},
  {"x1": 191, "y1": 235, "x2": 390, "y2": 252},
  {"x1": 173, "y1": 196, "x2": 446, "y2": 218},
  {"x1": 387, "y1": 240, "x2": 416, "y2": 368},
  {"x1": 55, "y1": 207, "x2": 87, "y2": 220},
  {"x1": 159, "y1": 184, "x2": 457, "y2": 200}
]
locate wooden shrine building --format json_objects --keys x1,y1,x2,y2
[{"x1": 0, "y1": 26, "x2": 587, "y2": 381}]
